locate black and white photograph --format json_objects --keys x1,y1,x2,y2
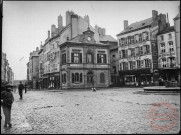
[{"x1": 1, "y1": 0, "x2": 180, "y2": 134}]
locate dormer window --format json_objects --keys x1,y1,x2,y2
[{"x1": 142, "y1": 23, "x2": 145, "y2": 26}]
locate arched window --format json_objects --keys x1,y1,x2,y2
[{"x1": 100, "y1": 73, "x2": 105, "y2": 83}]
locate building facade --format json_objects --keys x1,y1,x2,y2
[
  {"x1": 117, "y1": 10, "x2": 168, "y2": 86},
  {"x1": 157, "y1": 26, "x2": 179, "y2": 82},
  {"x1": 59, "y1": 28, "x2": 110, "y2": 89},
  {"x1": 1, "y1": 52, "x2": 14, "y2": 84},
  {"x1": 173, "y1": 5, "x2": 180, "y2": 70}
]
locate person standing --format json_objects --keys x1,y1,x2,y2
[
  {"x1": 1, "y1": 86, "x2": 14, "y2": 127},
  {"x1": 18, "y1": 81, "x2": 24, "y2": 99}
]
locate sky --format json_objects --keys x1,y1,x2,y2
[{"x1": 2, "y1": 1, "x2": 180, "y2": 80}]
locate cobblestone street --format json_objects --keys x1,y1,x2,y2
[{"x1": 1, "y1": 88, "x2": 180, "y2": 134}]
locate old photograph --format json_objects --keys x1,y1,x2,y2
[{"x1": 1, "y1": 0, "x2": 180, "y2": 134}]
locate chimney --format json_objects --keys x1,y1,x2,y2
[
  {"x1": 152, "y1": 10, "x2": 158, "y2": 20},
  {"x1": 124, "y1": 20, "x2": 128, "y2": 30},
  {"x1": 36, "y1": 47, "x2": 39, "y2": 52},
  {"x1": 47, "y1": 30, "x2": 50, "y2": 39},
  {"x1": 51, "y1": 24, "x2": 56, "y2": 37},
  {"x1": 58, "y1": 14, "x2": 63, "y2": 28}
]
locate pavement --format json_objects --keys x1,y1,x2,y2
[{"x1": 1, "y1": 87, "x2": 180, "y2": 134}]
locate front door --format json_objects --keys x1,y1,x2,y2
[{"x1": 87, "y1": 71, "x2": 94, "y2": 87}]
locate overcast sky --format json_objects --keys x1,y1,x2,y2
[{"x1": 2, "y1": 1, "x2": 180, "y2": 80}]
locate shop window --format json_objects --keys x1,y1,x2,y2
[
  {"x1": 71, "y1": 52, "x2": 82, "y2": 63},
  {"x1": 100, "y1": 73, "x2": 105, "y2": 83},
  {"x1": 97, "y1": 54, "x2": 107, "y2": 64}
]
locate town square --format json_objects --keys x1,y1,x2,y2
[{"x1": 1, "y1": 1, "x2": 180, "y2": 134}]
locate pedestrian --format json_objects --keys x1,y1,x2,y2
[
  {"x1": 1, "y1": 85, "x2": 14, "y2": 127},
  {"x1": 18, "y1": 81, "x2": 24, "y2": 99},
  {"x1": 24, "y1": 83, "x2": 27, "y2": 93}
]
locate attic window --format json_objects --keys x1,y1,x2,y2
[
  {"x1": 142, "y1": 23, "x2": 145, "y2": 26},
  {"x1": 129, "y1": 27, "x2": 133, "y2": 29}
]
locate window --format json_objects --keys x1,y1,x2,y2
[
  {"x1": 135, "y1": 47, "x2": 139, "y2": 55},
  {"x1": 97, "y1": 54, "x2": 107, "y2": 64},
  {"x1": 160, "y1": 35, "x2": 164, "y2": 41},
  {"x1": 162, "y1": 58, "x2": 167, "y2": 68},
  {"x1": 137, "y1": 60, "x2": 141, "y2": 68},
  {"x1": 122, "y1": 62, "x2": 128, "y2": 70},
  {"x1": 71, "y1": 52, "x2": 82, "y2": 63},
  {"x1": 72, "y1": 73, "x2": 82, "y2": 83},
  {"x1": 128, "y1": 36, "x2": 131, "y2": 44},
  {"x1": 129, "y1": 61, "x2": 133, "y2": 70},
  {"x1": 131, "y1": 48, "x2": 135, "y2": 56},
  {"x1": 168, "y1": 41, "x2": 174, "y2": 52},
  {"x1": 100, "y1": 73, "x2": 105, "y2": 83},
  {"x1": 168, "y1": 34, "x2": 172, "y2": 39},
  {"x1": 140, "y1": 46, "x2": 143, "y2": 55},
  {"x1": 135, "y1": 34, "x2": 139, "y2": 43},
  {"x1": 62, "y1": 73, "x2": 66, "y2": 83},
  {"x1": 131, "y1": 36, "x2": 134, "y2": 44},
  {"x1": 62, "y1": 53, "x2": 66, "y2": 64},
  {"x1": 120, "y1": 63, "x2": 122, "y2": 70},
  {"x1": 139, "y1": 34, "x2": 142, "y2": 41},
  {"x1": 160, "y1": 43, "x2": 166, "y2": 53},
  {"x1": 87, "y1": 53, "x2": 93, "y2": 63},
  {"x1": 143, "y1": 45, "x2": 150, "y2": 54},
  {"x1": 145, "y1": 59, "x2": 151, "y2": 68},
  {"x1": 87, "y1": 71, "x2": 93, "y2": 84}
]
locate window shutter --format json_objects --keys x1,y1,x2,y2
[
  {"x1": 125, "y1": 50, "x2": 128, "y2": 58},
  {"x1": 71, "y1": 53, "x2": 74, "y2": 63},
  {"x1": 79, "y1": 53, "x2": 82, "y2": 63},
  {"x1": 80, "y1": 73, "x2": 82, "y2": 82},
  {"x1": 120, "y1": 63, "x2": 122, "y2": 71},
  {"x1": 92, "y1": 54, "x2": 94, "y2": 64},
  {"x1": 104, "y1": 54, "x2": 107, "y2": 63},
  {"x1": 133, "y1": 61, "x2": 136, "y2": 69},
  {"x1": 141, "y1": 60, "x2": 144, "y2": 67},
  {"x1": 97, "y1": 54, "x2": 99, "y2": 63},
  {"x1": 119, "y1": 51, "x2": 122, "y2": 58},
  {"x1": 143, "y1": 45, "x2": 146, "y2": 54},
  {"x1": 125, "y1": 62, "x2": 128, "y2": 70},
  {"x1": 72, "y1": 73, "x2": 74, "y2": 83}
]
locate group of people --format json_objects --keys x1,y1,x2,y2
[{"x1": 1, "y1": 81, "x2": 27, "y2": 128}]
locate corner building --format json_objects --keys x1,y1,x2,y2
[
  {"x1": 117, "y1": 10, "x2": 168, "y2": 86},
  {"x1": 59, "y1": 28, "x2": 110, "y2": 89}
]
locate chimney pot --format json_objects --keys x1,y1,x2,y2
[{"x1": 152, "y1": 10, "x2": 158, "y2": 20}]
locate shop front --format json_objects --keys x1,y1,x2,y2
[{"x1": 119, "y1": 68, "x2": 153, "y2": 86}]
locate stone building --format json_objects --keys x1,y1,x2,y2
[
  {"x1": 173, "y1": 5, "x2": 180, "y2": 70},
  {"x1": 1, "y1": 52, "x2": 14, "y2": 84},
  {"x1": 36, "y1": 10, "x2": 115, "y2": 89},
  {"x1": 157, "y1": 26, "x2": 179, "y2": 82},
  {"x1": 59, "y1": 27, "x2": 110, "y2": 89},
  {"x1": 27, "y1": 47, "x2": 40, "y2": 89},
  {"x1": 117, "y1": 10, "x2": 168, "y2": 86}
]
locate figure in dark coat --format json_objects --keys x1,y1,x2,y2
[
  {"x1": 1, "y1": 86, "x2": 14, "y2": 127},
  {"x1": 18, "y1": 81, "x2": 24, "y2": 99}
]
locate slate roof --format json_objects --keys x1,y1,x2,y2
[
  {"x1": 157, "y1": 26, "x2": 175, "y2": 35},
  {"x1": 117, "y1": 17, "x2": 153, "y2": 36},
  {"x1": 99, "y1": 35, "x2": 117, "y2": 42}
]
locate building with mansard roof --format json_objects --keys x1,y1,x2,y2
[
  {"x1": 117, "y1": 10, "x2": 168, "y2": 86},
  {"x1": 59, "y1": 27, "x2": 111, "y2": 89}
]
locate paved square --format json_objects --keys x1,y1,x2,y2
[{"x1": 1, "y1": 88, "x2": 180, "y2": 134}]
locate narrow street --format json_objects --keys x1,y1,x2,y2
[{"x1": 1, "y1": 88, "x2": 180, "y2": 134}]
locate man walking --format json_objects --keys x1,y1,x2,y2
[{"x1": 18, "y1": 81, "x2": 24, "y2": 99}]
